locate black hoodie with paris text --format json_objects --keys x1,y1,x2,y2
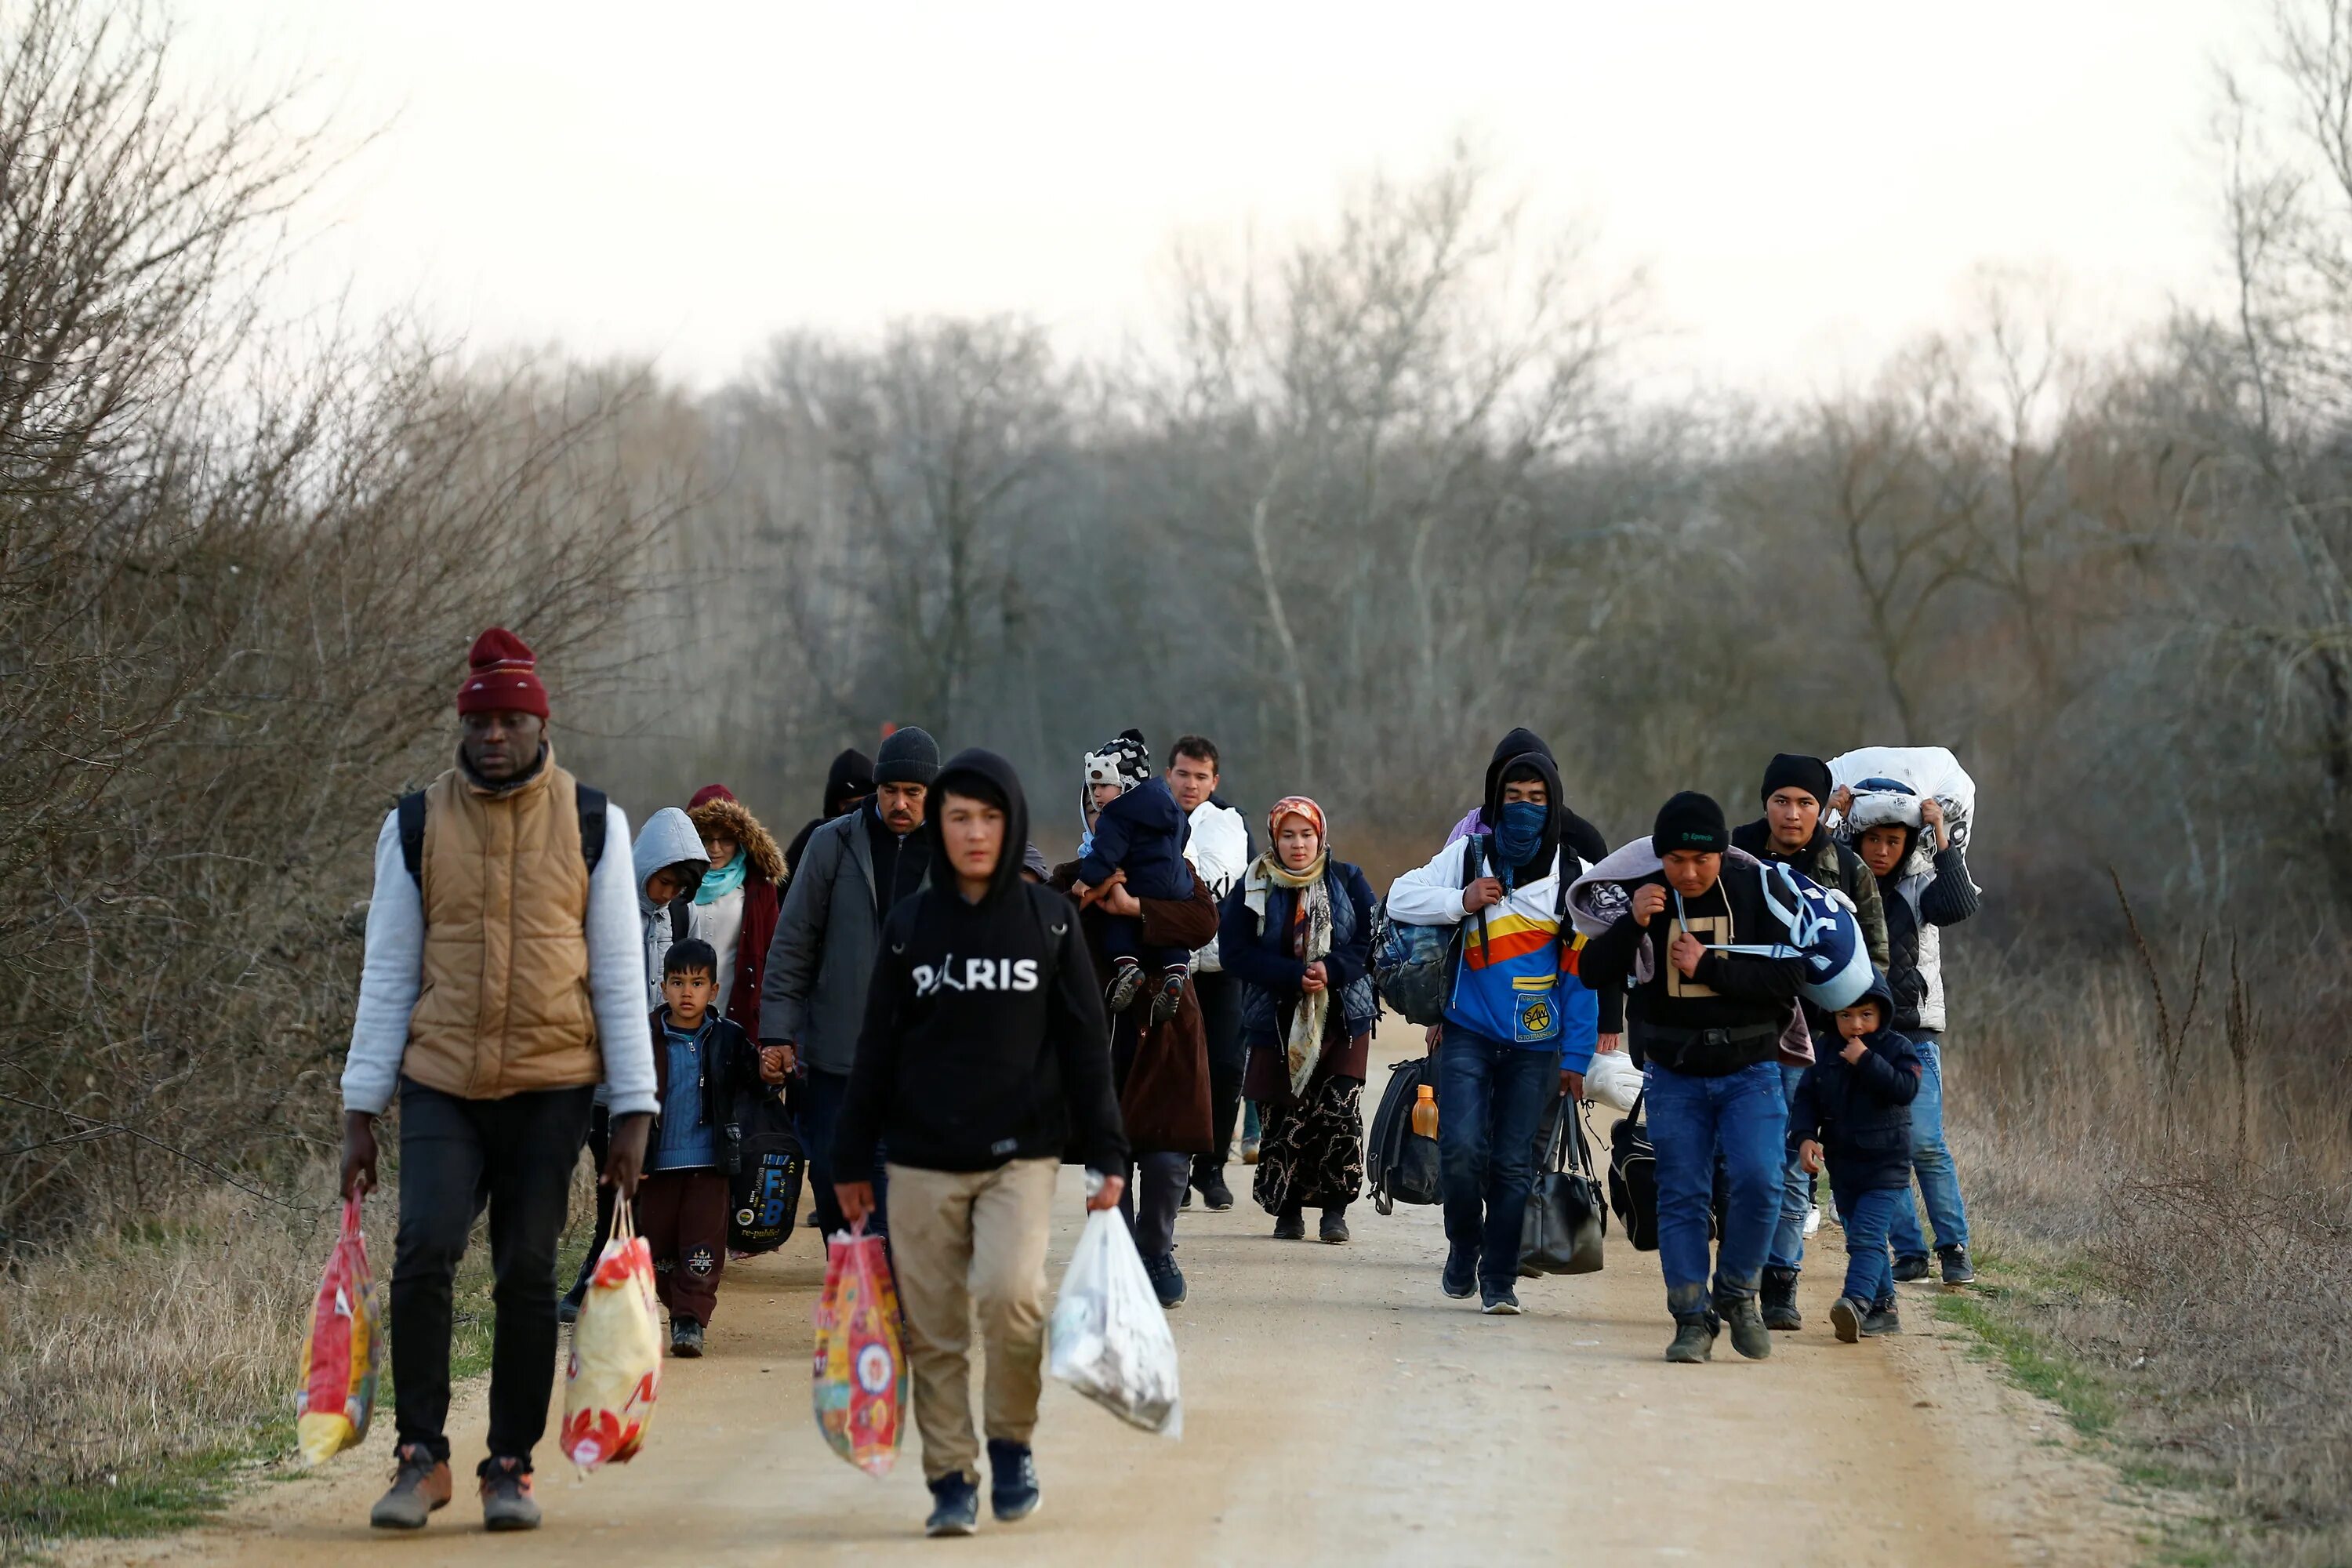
[{"x1": 834, "y1": 748, "x2": 1127, "y2": 1178}]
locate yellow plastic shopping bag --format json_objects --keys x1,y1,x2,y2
[
  {"x1": 295, "y1": 1195, "x2": 380, "y2": 1465},
  {"x1": 561, "y1": 1194, "x2": 662, "y2": 1472}
]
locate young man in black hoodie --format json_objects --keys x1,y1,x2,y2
[
  {"x1": 833, "y1": 749, "x2": 1127, "y2": 1540},
  {"x1": 1579, "y1": 792, "x2": 1806, "y2": 1364}
]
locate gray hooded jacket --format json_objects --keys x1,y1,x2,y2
[{"x1": 633, "y1": 807, "x2": 709, "y2": 1009}]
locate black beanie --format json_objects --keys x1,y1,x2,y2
[
  {"x1": 1652, "y1": 791, "x2": 1730, "y2": 855},
  {"x1": 873, "y1": 726, "x2": 940, "y2": 787},
  {"x1": 1759, "y1": 753, "x2": 1832, "y2": 807}
]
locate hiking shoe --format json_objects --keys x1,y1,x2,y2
[
  {"x1": 1863, "y1": 1299, "x2": 1904, "y2": 1337},
  {"x1": 1240, "y1": 1137, "x2": 1261, "y2": 1165},
  {"x1": 368, "y1": 1443, "x2": 452, "y2": 1530},
  {"x1": 557, "y1": 1286, "x2": 583, "y2": 1326},
  {"x1": 1272, "y1": 1207, "x2": 1305, "y2": 1241},
  {"x1": 1761, "y1": 1266, "x2": 1802, "y2": 1331},
  {"x1": 1829, "y1": 1295, "x2": 1866, "y2": 1343},
  {"x1": 1192, "y1": 1167, "x2": 1233, "y2": 1211},
  {"x1": 1722, "y1": 1297, "x2": 1772, "y2": 1359},
  {"x1": 1442, "y1": 1245, "x2": 1477, "y2": 1299},
  {"x1": 670, "y1": 1316, "x2": 704, "y2": 1358},
  {"x1": 986, "y1": 1439, "x2": 1040, "y2": 1523},
  {"x1": 477, "y1": 1457, "x2": 539, "y2": 1532},
  {"x1": 1148, "y1": 972, "x2": 1185, "y2": 1029},
  {"x1": 1665, "y1": 1316, "x2": 1718, "y2": 1363},
  {"x1": 925, "y1": 1472, "x2": 981, "y2": 1537},
  {"x1": 1105, "y1": 960, "x2": 1145, "y2": 1014},
  {"x1": 1938, "y1": 1245, "x2": 1976, "y2": 1285},
  {"x1": 1144, "y1": 1250, "x2": 1186, "y2": 1309},
  {"x1": 1480, "y1": 1287, "x2": 1523, "y2": 1316},
  {"x1": 1893, "y1": 1252, "x2": 1932, "y2": 1283},
  {"x1": 1802, "y1": 1203, "x2": 1823, "y2": 1237},
  {"x1": 1319, "y1": 1209, "x2": 1350, "y2": 1245}
]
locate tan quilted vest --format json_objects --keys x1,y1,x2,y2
[{"x1": 401, "y1": 749, "x2": 602, "y2": 1098}]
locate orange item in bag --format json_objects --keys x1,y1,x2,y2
[
  {"x1": 811, "y1": 1221, "x2": 906, "y2": 1475},
  {"x1": 296, "y1": 1195, "x2": 381, "y2": 1465},
  {"x1": 561, "y1": 1195, "x2": 662, "y2": 1472}
]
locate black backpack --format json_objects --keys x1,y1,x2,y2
[
  {"x1": 1608, "y1": 1090, "x2": 1662, "y2": 1251},
  {"x1": 725, "y1": 1095, "x2": 805, "y2": 1256},
  {"x1": 1367, "y1": 1054, "x2": 1445, "y2": 1214}
]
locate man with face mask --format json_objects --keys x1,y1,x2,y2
[{"x1": 1385, "y1": 731, "x2": 1604, "y2": 1316}]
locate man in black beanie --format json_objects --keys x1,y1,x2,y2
[
  {"x1": 761, "y1": 724, "x2": 940, "y2": 1236},
  {"x1": 1580, "y1": 791, "x2": 1806, "y2": 1365},
  {"x1": 1729, "y1": 753, "x2": 1889, "y2": 1331}
]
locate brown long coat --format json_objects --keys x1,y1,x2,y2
[{"x1": 1052, "y1": 865, "x2": 1218, "y2": 1156}]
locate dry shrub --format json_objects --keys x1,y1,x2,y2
[{"x1": 1950, "y1": 932, "x2": 2352, "y2": 1566}]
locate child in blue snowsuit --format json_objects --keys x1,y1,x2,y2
[
  {"x1": 1789, "y1": 969, "x2": 1923, "y2": 1342},
  {"x1": 1070, "y1": 729, "x2": 1195, "y2": 1025}
]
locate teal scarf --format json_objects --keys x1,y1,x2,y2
[{"x1": 695, "y1": 852, "x2": 748, "y2": 905}]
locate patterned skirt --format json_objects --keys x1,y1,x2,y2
[{"x1": 1252, "y1": 1072, "x2": 1365, "y2": 1215}]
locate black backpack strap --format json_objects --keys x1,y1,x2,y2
[
  {"x1": 669, "y1": 894, "x2": 695, "y2": 942},
  {"x1": 576, "y1": 784, "x2": 608, "y2": 873},
  {"x1": 397, "y1": 790, "x2": 428, "y2": 890}
]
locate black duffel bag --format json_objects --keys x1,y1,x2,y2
[
  {"x1": 1521, "y1": 1096, "x2": 1606, "y2": 1275},
  {"x1": 1367, "y1": 1054, "x2": 1444, "y2": 1214},
  {"x1": 1608, "y1": 1089, "x2": 1662, "y2": 1251}
]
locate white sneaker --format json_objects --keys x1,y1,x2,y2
[{"x1": 1802, "y1": 1204, "x2": 1823, "y2": 1237}]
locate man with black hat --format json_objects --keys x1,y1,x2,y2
[
  {"x1": 1730, "y1": 753, "x2": 1889, "y2": 1332},
  {"x1": 760, "y1": 724, "x2": 941, "y2": 1236},
  {"x1": 339, "y1": 628, "x2": 655, "y2": 1533},
  {"x1": 1579, "y1": 792, "x2": 1806, "y2": 1365}
]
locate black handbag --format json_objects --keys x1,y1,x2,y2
[{"x1": 1520, "y1": 1096, "x2": 1606, "y2": 1276}]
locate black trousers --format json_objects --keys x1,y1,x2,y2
[
  {"x1": 565, "y1": 1104, "x2": 615, "y2": 1301},
  {"x1": 1192, "y1": 971, "x2": 1246, "y2": 1176},
  {"x1": 391, "y1": 1077, "x2": 593, "y2": 1468}
]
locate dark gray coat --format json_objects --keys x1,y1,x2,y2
[{"x1": 758, "y1": 810, "x2": 894, "y2": 1075}]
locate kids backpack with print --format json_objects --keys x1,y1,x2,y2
[{"x1": 726, "y1": 1098, "x2": 805, "y2": 1256}]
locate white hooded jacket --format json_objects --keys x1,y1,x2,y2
[{"x1": 1187, "y1": 797, "x2": 1252, "y2": 972}]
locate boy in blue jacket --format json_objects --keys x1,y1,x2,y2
[
  {"x1": 1790, "y1": 970, "x2": 1922, "y2": 1342},
  {"x1": 1069, "y1": 729, "x2": 1195, "y2": 1026}
]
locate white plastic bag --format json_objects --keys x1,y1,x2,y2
[
  {"x1": 1583, "y1": 1047, "x2": 1643, "y2": 1113},
  {"x1": 1829, "y1": 746, "x2": 1979, "y2": 857},
  {"x1": 1048, "y1": 1207, "x2": 1182, "y2": 1438}
]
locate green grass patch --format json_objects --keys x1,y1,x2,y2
[
  {"x1": 0, "y1": 1442, "x2": 268, "y2": 1558},
  {"x1": 1934, "y1": 1288, "x2": 2117, "y2": 1436}
]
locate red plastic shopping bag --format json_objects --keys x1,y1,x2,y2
[
  {"x1": 811, "y1": 1220, "x2": 906, "y2": 1475},
  {"x1": 561, "y1": 1195, "x2": 662, "y2": 1472},
  {"x1": 295, "y1": 1195, "x2": 381, "y2": 1465}
]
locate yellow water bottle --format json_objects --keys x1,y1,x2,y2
[{"x1": 1411, "y1": 1083, "x2": 1439, "y2": 1139}]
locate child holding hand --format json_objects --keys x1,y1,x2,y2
[{"x1": 1790, "y1": 970, "x2": 1923, "y2": 1341}]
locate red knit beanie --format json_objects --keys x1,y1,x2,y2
[
  {"x1": 688, "y1": 783, "x2": 736, "y2": 810},
  {"x1": 456, "y1": 627, "x2": 550, "y2": 719}
]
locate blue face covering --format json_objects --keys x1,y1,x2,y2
[{"x1": 1494, "y1": 799, "x2": 1548, "y2": 871}]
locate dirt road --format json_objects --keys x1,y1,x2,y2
[{"x1": 89, "y1": 1106, "x2": 2147, "y2": 1566}]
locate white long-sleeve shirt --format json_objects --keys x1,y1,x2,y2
[
  {"x1": 340, "y1": 801, "x2": 659, "y2": 1116},
  {"x1": 1187, "y1": 798, "x2": 1252, "y2": 972}
]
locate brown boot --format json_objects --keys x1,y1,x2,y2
[
  {"x1": 478, "y1": 1455, "x2": 542, "y2": 1531},
  {"x1": 368, "y1": 1443, "x2": 452, "y2": 1530}
]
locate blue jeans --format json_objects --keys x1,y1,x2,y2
[
  {"x1": 1885, "y1": 1037, "x2": 1969, "y2": 1257},
  {"x1": 798, "y1": 1067, "x2": 887, "y2": 1239},
  {"x1": 1767, "y1": 1062, "x2": 1809, "y2": 1272},
  {"x1": 1646, "y1": 1059, "x2": 1787, "y2": 1317},
  {"x1": 1437, "y1": 1024, "x2": 1557, "y2": 1294},
  {"x1": 1835, "y1": 1184, "x2": 1901, "y2": 1306}
]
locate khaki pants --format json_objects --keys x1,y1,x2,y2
[{"x1": 885, "y1": 1158, "x2": 1058, "y2": 1485}]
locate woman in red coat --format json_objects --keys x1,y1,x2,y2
[{"x1": 685, "y1": 785, "x2": 787, "y2": 1037}]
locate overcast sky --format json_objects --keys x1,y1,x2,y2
[{"x1": 187, "y1": 0, "x2": 2261, "y2": 395}]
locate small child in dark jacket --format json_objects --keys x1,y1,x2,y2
[
  {"x1": 641, "y1": 939, "x2": 785, "y2": 1357},
  {"x1": 1069, "y1": 728, "x2": 1195, "y2": 1025},
  {"x1": 1790, "y1": 970, "x2": 1923, "y2": 1342}
]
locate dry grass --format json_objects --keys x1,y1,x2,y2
[{"x1": 1949, "y1": 937, "x2": 2352, "y2": 1568}]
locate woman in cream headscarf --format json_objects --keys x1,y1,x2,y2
[{"x1": 1214, "y1": 797, "x2": 1381, "y2": 1243}]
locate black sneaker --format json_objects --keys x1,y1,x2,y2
[
  {"x1": 925, "y1": 1472, "x2": 981, "y2": 1537},
  {"x1": 1148, "y1": 971, "x2": 1185, "y2": 1029},
  {"x1": 1192, "y1": 1166, "x2": 1234, "y2": 1211},
  {"x1": 1665, "y1": 1315, "x2": 1719, "y2": 1363},
  {"x1": 1319, "y1": 1209, "x2": 1349, "y2": 1245},
  {"x1": 1105, "y1": 960, "x2": 1145, "y2": 1014},
  {"x1": 1829, "y1": 1294, "x2": 1866, "y2": 1344},
  {"x1": 1480, "y1": 1287, "x2": 1523, "y2": 1316},
  {"x1": 1442, "y1": 1244, "x2": 1477, "y2": 1299},
  {"x1": 557, "y1": 1286, "x2": 584, "y2": 1327},
  {"x1": 1144, "y1": 1250, "x2": 1186, "y2": 1309},
  {"x1": 1761, "y1": 1266, "x2": 1802, "y2": 1330},
  {"x1": 1863, "y1": 1299, "x2": 1904, "y2": 1337},
  {"x1": 985, "y1": 1439, "x2": 1040, "y2": 1523},
  {"x1": 1938, "y1": 1245, "x2": 1976, "y2": 1285},
  {"x1": 670, "y1": 1316, "x2": 704, "y2": 1358},
  {"x1": 1721, "y1": 1297, "x2": 1773, "y2": 1360},
  {"x1": 1893, "y1": 1253, "x2": 1932, "y2": 1283},
  {"x1": 1272, "y1": 1207, "x2": 1305, "y2": 1241}
]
